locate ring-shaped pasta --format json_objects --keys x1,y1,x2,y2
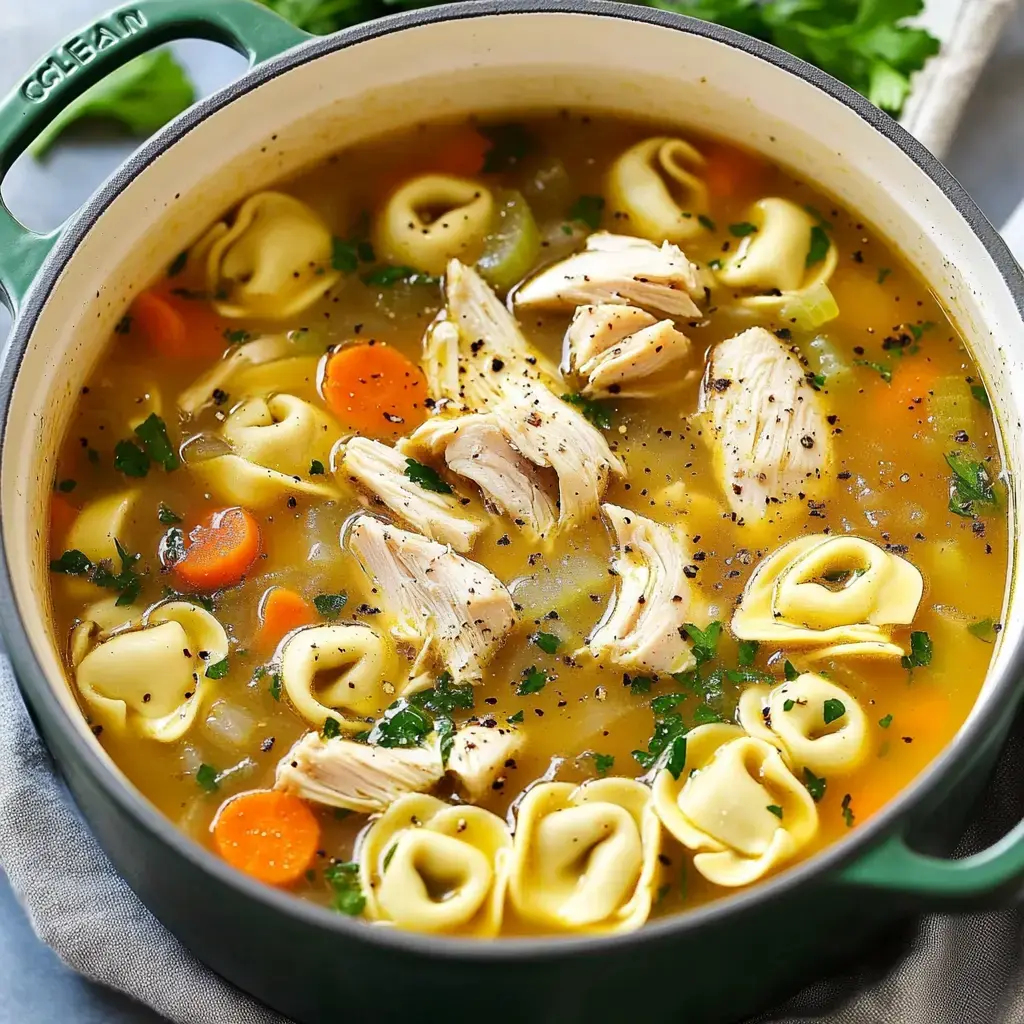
[
  {"x1": 714, "y1": 198, "x2": 838, "y2": 313},
  {"x1": 652, "y1": 724, "x2": 818, "y2": 887},
  {"x1": 737, "y1": 674, "x2": 871, "y2": 775},
  {"x1": 359, "y1": 793, "x2": 512, "y2": 936},
  {"x1": 731, "y1": 534, "x2": 924, "y2": 660},
  {"x1": 74, "y1": 601, "x2": 228, "y2": 742},
  {"x1": 606, "y1": 136, "x2": 709, "y2": 243},
  {"x1": 195, "y1": 191, "x2": 339, "y2": 320},
  {"x1": 508, "y1": 777, "x2": 661, "y2": 934},
  {"x1": 280, "y1": 623, "x2": 396, "y2": 732},
  {"x1": 374, "y1": 175, "x2": 494, "y2": 275}
]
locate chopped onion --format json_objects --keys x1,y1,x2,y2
[
  {"x1": 181, "y1": 432, "x2": 232, "y2": 464},
  {"x1": 780, "y1": 282, "x2": 839, "y2": 331},
  {"x1": 203, "y1": 699, "x2": 257, "y2": 749}
]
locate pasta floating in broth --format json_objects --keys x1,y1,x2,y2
[{"x1": 48, "y1": 113, "x2": 1006, "y2": 937}]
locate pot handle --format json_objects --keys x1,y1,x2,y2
[
  {"x1": 840, "y1": 822, "x2": 1024, "y2": 905},
  {"x1": 0, "y1": 0, "x2": 310, "y2": 313}
]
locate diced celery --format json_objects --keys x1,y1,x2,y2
[
  {"x1": 476, "y1": 189, "x2": 541, "y2": 291},
  {"x1": 926, "y1": 374, "x2": 976, "y2": 441},
  {"x1": 779, "y1": 282, "x2": 840, "y2": 331},
  {"x1": 808, "y1": 334, "x2": 850, "y2": 380}
]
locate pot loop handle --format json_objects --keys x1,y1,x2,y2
[{"x1": 0, "y1": 0, "x2": 310, "y2": 314}]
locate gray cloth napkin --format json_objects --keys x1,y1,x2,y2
[{"x1": 3, "y1": 640, "x2": 1024, "y2": 1024}]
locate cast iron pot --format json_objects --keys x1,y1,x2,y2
[{"x1": 0, "y1": 2, "x2": 1023, "y2": 1022}]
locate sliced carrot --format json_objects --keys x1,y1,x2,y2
[
  {"x1": 174, "y1": 506, "x2": 262, "y2": 592},
  {"x1": 130, "y1": 288, "x2": 225, "y2": 360},
  {"x1": 702, "y1": 141, "x2": 766, "y2": 199},
  {"x1": 433, "y1": 126, "x2": 491, "y2": 177},
  {"x1": 322, "y1": 341, "x2": 429, "y2": 438},
  {"x1": 258, "y1": 586, "x2": 315, "y2": 651},
  {"x1": 213, "y1": 790, "x2": 320, "y2": 887},
  {"x1": 885, "y1": 358, "x2": 943, "y2": 416},
  {"x1": 50, "y1": 494, "x2": 79, "y2": 548}
]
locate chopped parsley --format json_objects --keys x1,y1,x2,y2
[
  {"x1": 561, "y1": 393, "x2": 612, "y2": 430},
  {"x1": 331, "y1": 236, "x2": 371, "y2": 273},
  {"x1": 784, "y1": 660, "x2": 800, "y2": 681},
  {"x1": 409, "y1": 672, "x2": 475, "y2": 715},
  {"x1": 269, "y1": 672, "x2": 282, "y2": 701},
  {"x1": 805, "y1": 224, "x2": 830, "y2": 267},
  {"x1": 196, "y1": 764, "x2": 218, "y2": 792},
  {"x1": 854, "y1": 359, "x2": 892, "y2": 383},
  {"x1": 633, "y1": 696, "x2": 687, "y2": 776},
  {"x1": 52, "y1": 539, "x2": 143, "y2": 606},
  {"x1": 698, "y1": 214, "x2": 716, "y2": 231},
  {"x1": 691, "y1": 704, "x2": 723, "y2": 725},
  {"x1": 362, "y1": 265, "x2": 438, "y2": 288},
  {"x1": 532, "y1": 631, "x2": 561, "y2": 655},
  {"x1": 516, "y1": 666, "x2": 548, "y2": 696},
  {"x1": 404, "y1": 458, "x2": 452, "y2": 494},
  {"x1": 114, "y1": 413, "x2": 179, "y2": 477},
  {"x1": 204, "y1": 657, "x2": 229, "y2": 680},
  {"x1": 56, "y1": 478, "x2": 77, "y2": 493},
  {"x1": 683, "y1": 621, "x2": 722, "y2": 666},
  {"x1": 707, "y1": 258, "x2": 722, "y2": 270},
  {"x1": 803, "y1": 767, "x2": 827, "y2": 802},
  {"x1": 50, "y1": 549, "x2": 92, "y2": 575},
  {"x1": 629, "y1": 675, "x2": 654, "y2": 695},
  {"x1": 167, "y1": 250, "x2": 188, "y2": 277},
  {"x1": 436, "y1": 715, "x2": 456, "y2": 767},
  {"x1": 158, "y1": 502, "x2": 182, "y2": 524},
  {"x1": 324, "y1": 861, "x2": 365, "y2": 917},
  {"x1": 878, "y1": 714, "x2": 893, "y2": 729},
  {"x1": 568, "y1": 194, "x2": 605, "y2": 230},
  {"x1": 908, "y1": 321, "x2": 935, "y2": 342},
  {"x1": 901, "y1": 630, "x2": 933, "y2": 670},
  {"x1": 823, "y1": 698, "x2": 846, "y2": 725},
  {"x1": 314, "y1": 593, "x2": 348, "y2": 618},
  {"x1": 309, "y1": 459, "x2": 325, "y2": 476},
  {"x1": 507, "y1": 710, "x2": 525, "y2": 724},
  {"x1": 223, "y1": 329, "x2": 251, "y2": 345},
  {"x1": 729, "y1": 221, "x2": 758, "y2": 237},
  {"x1": 967, "y1": 618, "x2": 997, "y2": 643},
  {"x1": 322, "y1": 716, "x2": 342, "y2": 740},
  {"x1": 970, "y1": 384, "x2": 991, "y2": 410},
  {"x1": 737, "y1": 639, "x2": 759, "y2": 667},
  {"x1": 592, "y1": 752, "x2": 615, "y2": 775},
  {"x1": 877, "y1": 267, "x2": 892, "y2": 285},
  {"x1": 782, "y1": 699, "x2": 796, "y2": 712},
  {"x1": 766, "y1": 804, "x2": 784, "y2": 820},
  {"x1": 945, "y1": 452, "x2": 997, "y2": 518},
  {"x1": 841, "y1": 793, "x2": 855, "y2": 828},
  {"x1": 368, "y1": 699, "x2": 433, "y2": 748},
  {"x1": 113, "y1": 438, "x2": 150, "y2": 477}
]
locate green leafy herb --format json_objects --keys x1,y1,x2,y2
[
  {"x1": 436, "y1": 715, "x2": 456, "y2": 767},
  {"x1": 809, "y1": 372, "x2": 827, "y2": 390},
  {"x1": 113, "y1": 439, "x2": 150, "y2": 478},
  {"x1": 823, "y1": 698, "x2": 846, "y2": 725},
  {"x1": 766, "y1": 804, "x2": 784, "y2": 820},
  {"x1": 878, "y1": 714, "x2": 893, "y2": 729},
  {"x1": 309, "y1": 459, "x2": 326, "y2": 476},
  {"x1": 901, "y1": 630, "x2": 933, "y2": 670},
  {"x1": 698, "y1": 214, "x2": 716, "y2": 231},
  {"x1": 69, "y1": 538, "x2": 143, "y2": 607},
  {"x1": 404, "y1": 458, "x2": 452, "y2": 494},
  {"x1": 561, "y1": 393, "x2": 613, "y2": 430},
  {"x1": 568, "y1": 194, "x2": 605, "y2": 230},
  {"x1": 223, "y1": 329, "x2": 252, "y2": 345},
  {"x1": 803, "y1": 767, "x2": 827, "y2": 803},
  {"x1": 322, "y1": 716, "x2": 342, "y2": 740},
  {"x1": 29, "y1": 51, "x2": 196, "y2": 158},
  {"x1": 517, "y1": 667, "x2": 548, "y2": 696},
  {"x1": 729, "y1": 221, "x2": 758, "y2": 237},
  {"x1": 854, "y1": 359, "x2": 892, "y2": 384},
  {"x1": 664, "y1": 735, "x2": 688, "y2": 780},
  {"x1": 877, "y1": 267, "x2": 892, "y2": 284},
  {"x1": 971, "y1": 384, "x2": 991, "y2": 410},
  {"x1": 507, "y1": 710, "x2": 525, "y2": 724},
  {"x1": 805, "y1": 224, "x2": 830, "y2": 267},
  {"x1": 692, "y1": 704, "x2": 723, "y2": 725},
  {"x1": 362, "y1": 265, "x2": 439, "y2": 288},
  {"x1": 683, "y1": 621, "x2": 722, "y2": 666},
  {"x1": 481, "y1": 123, "x2": 533, "y2": 172},
  {"x1": 532, "y1": 631, "x2": 561, "y2": 655},
  {"x1": 314, "y1": 593, "x2": 348, "y2": 618},
  {"x1": 592, "y1": 752, "x2": 615, "y2": 775},
  {"x1": 410, "y1": 672, "x2": 475, "y2": 716},
  {"x1": 841, "y1": 793, "x2": 855, "y2": 828},
  {"x1": 629, "y1": 675, "x2": 655, "y2": 695},
  {"x1": 737, "y1": 639, "x2": 759, "y2": 667},
  {"x1": 783, "y1": 699, "x2": 796, "y2": 712},
  {"x1": 331, "y1": 237, "x2": 359, "y2": 273},
  {"x1": 158, "y1": 502, "x2": 182, "y2": 525},
  {"x1": 908, "y1": 320, "x2": 935, "y2": 342},
  {"x1": 784, "y1": 660, "x2": 799, "y2": 682},
  {"x1": 369, "y1": 699, "x2": 433, "y2": 748},
  {"x1": 269, "y1": 672, "x2": 282, "y2": 701},
  {"x1": 381, "y1": 845, "x2": 397, "y2": 872},
  {"x1": 324, "y1": 861, "x2": 366, "y2": 917},
  {"x1": 707, "y1": 258, "x2": 722, "y2": 270},
  {"x1": 167, "y1": 250, "x2": 188, "y2": 277},
  {"x1": 56, "y1": 478, "x2": 77, "y2": 493},
  {"x1": 196, "y1": 763, "x2": 218, "y2": 792},
  {"x1": 967, "y1": 618, "x2": 997, "y2": 643},
  {"x1": 945, "y1": 452, "x2": 997, "y2": 518},
  {"x1": 121, "y1": 412, "x2": 179, "y2": 474},
  {"x1": 633, "y1": 702, "x2": 688, "y2": 774},
  {"x1": 49, "y1": 549, "x2": 92, "y2": 576},
  {"x1": 205, "y1": 657, "x2": 229, "y2": 680}
]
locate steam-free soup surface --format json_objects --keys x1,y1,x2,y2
[{"x1": 49, "y1": 113, "x2": 1007, "y2": 934}]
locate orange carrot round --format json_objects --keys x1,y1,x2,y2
[
  {"x1": 258, "y1": 586, "x2": 315, "y2": 651},
  {"x1": 174, "y1": 507, "x2": 261, "y2": 592},
  {"x1": 50, "y1": 493, "x2": 79, "y2": 547},
  {"x1": 702, "y1": 141, "x2": 766, "y2": 199},
  {"x1": 433, "y1": 126, "x2": 491, "y2": 177},
  {"x1": 213, "y1": 790, "x2": 320, "y2": 887},
  {"x1": 887, "y1": 359, "x2": 942, "y2": 415},
  {"x1": 322, "y1": 342, "x2": 428, "y2": 438},
  {"x1": 131, "y1": 289, "x2": 225, "y2": 360}
]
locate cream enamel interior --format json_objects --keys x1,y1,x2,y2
[{"x1": 2, "y1": 7, "x2": 1019, "y2": 782}]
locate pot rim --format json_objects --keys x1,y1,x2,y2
[{"x1": 1, "y1": 0, "x2": 1022, "y2": 961}]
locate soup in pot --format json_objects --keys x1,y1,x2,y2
[{"x1": 48, "y1": 113, "x2": 1007, "y2": 936}]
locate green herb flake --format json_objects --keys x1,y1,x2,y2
[
  {"x1": 158, "y1": 503, "x2": 182, "y2": 525},
  {"x1": 784, "y1": 660, "x2": 799, "y2": 682},
  {"x1": 854, "y1": 359, "x2": 892, "y2": 384},
  {"x1": 561, "y1": 393, "x2": 612, "y2": 430},
  {"x1": 568, "y1": 194, "x2": 605, "y2": 230},
  {"x1": 737, "y1": 639, "x2": 759, "y2": 667},
  {"x1": 664, "y1": 734, "x2": 688, "y2": 780},
  {"x1": 967, "y1": 618, "x2": 997, "y2": 643},
  {"x1": 50, "y1": 549, "x2": 92, "y2": 576},
  {"x1": 362, "y1": 265, "x2": 439, "y2": 288},
  {"x1": 309, "y1": 459, "x2": 326, "y2": 476},
  {"x1": 822, "y1": 698, "x2": 846, "y2": 725},
  {"x1": 517, "y1": 667, "x2": 548, "y2": 696},
  {"x1": 908, "y1": 321, "x2": 936, "y2": 342},
  {"x1": 369, "y1": 699, "x2": 433, "y2": 748},
  {"x1": 766, "y1": 804, "x2": 784, "y2": 820},
  {"x1": 592, "y1": 752, "x2": 615, "y2": 775},
  {"x1": 841, "y1": 793, "x2": 855, "y2": 828},
  {"x1": 314, "y1": 593, "x2": 348, "y2": 619},
  {"x1": 167, "y1": 250, "x2": 188, "y2": 277},
  {"x1": 322, "y1": 717, "x2": 342, "y2": 740},
  {"x1": 971, "y1": 384, "x2": 991, "y2": 410},
  {"x1": 410, "y1": 672, "x2": 475, "y2": 716},
  {"x1": 331, "y1": 237, "x2": 359, "y2": 273},
  {"x1": 945, "y1": 451, "x2": 997, "y2": 518},
  {"x1": 877, "y1": 267, "x2": 892, "y2": 285},
  {"x1": 436, "y1": 715, "x2": 456, "y2": 767},
  {"x1": 91, "y1": 539, "x2": 143, "y2": 607},
  {"x1": 382, "y1": 844, "x2": 397, "y2": 873},
  {"x1": 532, "y1": 631, "x2": 561, "y2": 655},
  {"x1": 729, "y1": 221, "x2": 758, "y2": 237},
  {"x1": 878, "y1": 714, "x2": 893, "y2": 729},
  {"x1": 783, "y1": 699, "x2": 796, "y2": 712},
  {"x1": 133, "y1": 413, "x2": 179, "y2": 471},
  {"x1": 57, "y1": 478, "x2": 77, "y2": 493},
  {"x1": 698, "y1": 214, "x2": 716, "y2": 232},
  {"x1": 692, "y1": 704, "x2": 723, "y2": 726},
  {"x1": 629, "y1": 675, "x2": 654, "y2": 695},
  {"x1": 707, "y1": 258, "x2": 722, "y2": 270},
  {"x1": 683, "y1": 621, "x2": 722, "y2": 666},
  {"x1": 803, "y1": 767, "x2": 827, "y2": 803},
  {"x1": 404, "y1": 458, "x2": 452, "y2": 494},
  {"x1": 205, "y1": 657, "x2": 229, "y2": 680},
  {"x1": 196, "y1": 763, "x2": 218, "y2": 792},
  {"x1": 324, "y1": 861, "x2": 366, "y2": 917},
  {"x1": 113, "y1": 439, "x2": 150, "y2": 478},
  {"x1": 223, "y1": 329, "x2": 252, "y2": 345},
  {"x1": 901, "y1": 630, "x2": 933, "y2": 670},
  {"x1": 805, "y1": 224, "x2": 831, "y2": 267},
  {"x1": 269, "y1": 672, "x2": 282, "y2": 701},
  {"x1": 507, "y1": 710, "x2": 525, "y2": 724}
]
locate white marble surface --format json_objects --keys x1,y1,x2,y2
[{"x1": 0, "y1": 2, "x2": 1021, "y2": 1021}]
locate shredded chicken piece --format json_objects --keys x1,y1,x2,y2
[
  {"x1": 514, "y1": 232, "x2": 703, "y2": 318},
  {"x1": 275, "y1": 732, "x2": 443, "y2": 812},
  {"x1": 566, "y1": 303, "x2": 695, "y2": 398},
  {"x1": 699, "y1": 327, "x2": 831, "y2": 522},
  {"x1": 340, "y1": 436, "x2": 483, "y2": 553},
  {"x1": 586, "y1": 504, "x2": 696, "y2": 675},
  {"x1": 447, "y1": 725, "x2": 523, "y2": 801},
  {"x1": 410, "y1": 416, "x2": 559, "y2": 538},
  {"x1": 346, "y1": 515, "x2": 518, "y2": 683}
]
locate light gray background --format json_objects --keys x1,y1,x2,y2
[{"x1": 0, "y1": 2, "x2": 1021, "y2": 1021}]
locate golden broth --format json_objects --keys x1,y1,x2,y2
[{"x1": 48, "y1": 113, "x2": 1007, "y2": 927}]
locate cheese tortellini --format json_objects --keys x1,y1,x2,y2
[
  {"x1": 280, "y1": 624, "x2": 396, "y2": 731},
  {"x1": 188, "y1": 393, "x2": 339, "y2": 509},
  {"x1": 731, "y1": 534, "x2": 924, "y2": 660},
  {"x1": 738, "y1": 674, "x2": 871, "y2": 775},
  {"x1": 714, "y1": 197, "x2": 838, "y2": 315},
  {"x1": 359, "y1": 794, "x2": 513, "y2": 936},
  {"x1": 652, "y1": 724, "x2": 818, "y2": 887},
  {"x1": 508, "y1": 778, "x2": 661, "y2": 934},
  {"x1": 375, "y1": 174, "x2": 494, "y2": 275},
  {"x1": 606, "y1": 136, "x2": 709, "y2": 243},
  {"x1": 65, "y1": 489, "x2": 138, "y2": 566},
  {"x1": 74, "y1": 602, "x2": 228, "y2": 742},
  {"x1": 196, "y1": 191, "x2": 339, "y2": 320}
]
